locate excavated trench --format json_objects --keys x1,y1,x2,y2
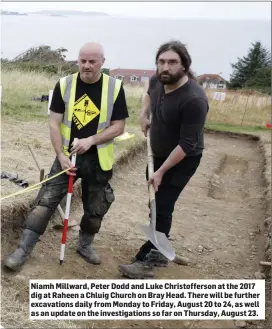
[{"x1": 1, "y1": 131, "x2": 271, "y2": 329}]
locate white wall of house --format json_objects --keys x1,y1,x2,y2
[
  {"x1": 141, "y1": 76, "x2": 149, "y2": 82},
  {"x1": 113, "y1": 73, "x2": 152, "y2": 84},
  {"x1": 130, "y1": 75, "x2": 139, "y2": 82},
  {"x1": 202, "y1": 81, "x2": 226, "y2": 89},
  {"x1": 114, "y1": 75, "x2": 124, "y2": 81}
]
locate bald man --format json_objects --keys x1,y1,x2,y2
[{"x1": 4, "y1": 42, "x2": 129, "y2": 271}]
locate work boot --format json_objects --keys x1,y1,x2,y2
[
  {"x1": 4, "y1": 229, "x2": 40, "y2": 271},
  {"x1": 77, "y1": 230, "x2": 101, "y2": 265},
  {"x1": 118, "y1": 260, "x2": 154, "y2": 279},
  {"x1": 131, "y1": 250, "x2": 169, "y2": 267}
]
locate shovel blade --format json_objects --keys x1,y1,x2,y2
[{"x1": 140, "y1": 224, "x2": 176, "y2": 261}]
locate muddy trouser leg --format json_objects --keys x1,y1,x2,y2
[
  {"x1": 80, "y1": 176, "x2": 115, "y2": 235},
  {"x1": 134, "y1": 155, "x2": 203, "y2": 261},
  {"x1": 77, "y1": 163, "x2": 114, "y2": 264},
  {"x1": 4, "y1": 157, "x2": 79, "y2": 270},
  {"x1": 134, "y1": 183, "x2": 184, "y2": 261},
  {"x1": 118, "y1": 184, "x2": 184, "y2": 279},
  {"x1": 23, "y1": 157, "x2": 78, "y2": 235}
]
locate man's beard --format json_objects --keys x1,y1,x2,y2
[{"x1": 157, "y1": 68, "x2": 186, "y2": 85}]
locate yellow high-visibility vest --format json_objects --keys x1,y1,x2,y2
[{"x1": 59, "y1": 72, "x2": 122, "y2": 171}]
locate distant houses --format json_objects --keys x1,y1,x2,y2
[
  {"x1": 197, "y1": 74, "x2": 227, "y2": 89},
  {"x1": 66, "y1": 63, "x2": 228, "y2": 90},
  {"x1": 109, "y1": 69, "x2": 227, "y2": 90},
  {"x1": 109, "y1": 68, "x2": 156, "y2": 85}
]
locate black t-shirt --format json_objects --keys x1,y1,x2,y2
[
  {"x1": 50, "y1": 74, "x2": 129, "y2": 153},
  {"x1": 148, "y1": 74, "x2": 209, "y2": 159}
]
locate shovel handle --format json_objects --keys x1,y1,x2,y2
[
  {"x1": 147, "y1": 128, "x2": 155, "y2": 201},
  {"x1": 28, "y1": 145, "x2": 41, "y2": 171}
]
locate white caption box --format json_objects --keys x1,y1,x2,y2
[{"x1": 29, "y1": 279, "x2": 265, "y2": 320}]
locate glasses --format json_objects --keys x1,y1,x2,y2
[{"x1": 156, "y1": 59, "x2": 181, "y2": 67}]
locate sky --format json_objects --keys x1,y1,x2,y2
[{"x1": 1, "y1": 1, "x2": 271, "y2": 20}]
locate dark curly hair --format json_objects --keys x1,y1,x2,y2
[{"x1": 155, "y1": 40, "x2": 196, "y2": 80}]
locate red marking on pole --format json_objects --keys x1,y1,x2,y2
[
  {"x1": 60, "y1": 173, "x2": 75, "y2": 247},
  {"x1": 67, "y1": 168, "x2": 74, "y2": 193},
  {"x1": 61, "y1": 219, "x2": 69, "y2": 243},
  {"x1": 59, "y1": 145, "x2": 78, "y2": 264},
  {"x1": 266, "y1": 123, "x2": 272, "y2": 129}
]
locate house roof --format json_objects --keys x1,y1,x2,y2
[
  {"x1": 197, "y1": 74, "x2": 226, "y2": 83},
  {"x1": 110, "y1": 68, "x2": 156, "y2": 78}
]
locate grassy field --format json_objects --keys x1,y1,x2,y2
[
  {"x1": 205, "y1": 89, "x2": 271, "y2": 127},
  {"x1": 0, "y1": 70, "x2": 142, "y2": 124},
  {"x1": 2, "y1": 68, "x2": 270, "y2": 209},
  {"x1": 124, "y1": 83, "x2": 271, "y2": 129},
  {"x1": 1, "y1": 70, "x2": 57, "y2": 121},
  {"x1": 1, "y1": 69, "x2": 270, "y2": 203},
  {"x1": 1, "y1": 69, "x2": 271, "y2": 130}
]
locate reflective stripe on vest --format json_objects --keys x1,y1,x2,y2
[
  {"x1": 59, "y1": 72, "x2": 122, "y2": 170},
  {"x1": 60, "y1": 74, "x2": 76, "y2": 148}
]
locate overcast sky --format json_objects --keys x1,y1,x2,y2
[{"x1": 1, "y1": 1, "x2": 271, "y2": 20}]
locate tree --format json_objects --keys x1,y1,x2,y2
[
  {"x1": 12, "y1": 45, "x2": 68, "y2": 64},
  {"x1": 2, "y1": 45, "x2": 112, "y2": 77},
  {"x1": 246, "y1": 67, "x2": 271, "y2": 94},
  {"x1": 229, "y1": 41, "x2": 271, "y2": 90}
]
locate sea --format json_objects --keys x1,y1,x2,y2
[{"x1": 1, "y1": 14, "x2": 271, "y2": 80}]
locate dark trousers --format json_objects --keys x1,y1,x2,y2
[
  {"x1": 23, "y1": 152, "x2": 114, "y2": 236},
  {"x1": 135, "y1": 154, "x2": 202, "y2": 261}
]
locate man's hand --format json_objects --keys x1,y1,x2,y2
[
  {"x1": 148, "y1": 170, "x2": 164, "y2": 192},
  {"x1": 57, "y1": 153, "x2": 77, "y2": 176},
  {"x1": 70, "y1": 137, "x2": 94, "y2": 155},
  {"x1": 140, "y1": 114, "x2": 151, "y2": 137}
]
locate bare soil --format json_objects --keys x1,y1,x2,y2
[{"x1": 1, "y1": 131, "x2": 270, "y2": 329}]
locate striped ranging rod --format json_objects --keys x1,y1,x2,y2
[{"x1": 59, "y1": 141, "x2": 78, "y2": 265}]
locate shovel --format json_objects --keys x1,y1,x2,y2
[{"x1": 140, "y1": 127, "x2": 176, "y2": 261}]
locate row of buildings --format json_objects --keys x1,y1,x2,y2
[{"x1": 109, "y1": 68, "x2": 227, "y2": 89}]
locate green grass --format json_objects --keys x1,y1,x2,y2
[
  {"x1": 1, "y1": 69, "x2": 142, "y2": 124},
  {"x1": 2, "y1": 99, "x2": 48, "y2": 121},
  {"x1": 1, "y1": 69, "x2": 58, "y2": 121},
  {"x1": 205, "y1": 121, "x2": 270, "y2": 134},
  {"x1": 2, "y1": 69, "x2": 270, "y2": 136}
]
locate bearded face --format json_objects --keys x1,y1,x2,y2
[{"x1": 156, "y1": 50, "x2": 186, "y2": 85}]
